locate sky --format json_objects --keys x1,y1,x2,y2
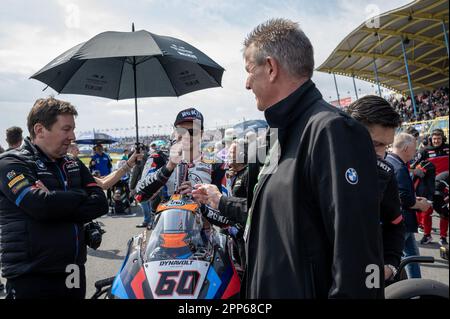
[{"x1": 0, "y1": 0, "x2": 412, "y2": 148}]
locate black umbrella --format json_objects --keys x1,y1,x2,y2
[
  {"x1": 30, "y1": 24, "x2": 224, "y2": 143},
  {"x1": 75, "y1": 130, "x2": 117, "y2": 145}
]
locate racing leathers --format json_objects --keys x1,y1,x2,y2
[
  {"x1": 135, "y1": 157, "x2": 225, "y2": 203},
  {"x1": 415, "y1": 143, "x2": 449, "y2": 175},
  {"x1": 0, "y1": 138, "x2": 108, "y2": 293}
]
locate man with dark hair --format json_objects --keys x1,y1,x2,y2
[
  {"x1": 347, "y1": 95, "x2": 405, "y2": 281},
  {"x1": 417, "y1": 128, "x2": 449, "y2": 174},
  {"x1": 414, "y1": 128, "x2": 449, "y2": 245},
  {"x1": 89, "y1": 144, "x2": 112, "y2": 177},
  {"x1": 0, "y1": 96, "x2": 108, "y2": 298},
  {"x1": 5, "y1": 126, "x2": 23, "y2": 150},
  {"x1": 135, "y1": 107, "x2": 226, "y2": 207}
]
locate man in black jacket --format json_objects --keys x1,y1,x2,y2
[
  {"x1": 386, "y1": 133, "x2": 432, "y2": 278},
  {"x1": 346, "y1": 96, "x2": 405, "y2": 281},
  {"x1": 0, "y1": 97, "x2": 109, "y2": 299},
  {"x1": 240, "y1": 18, "x2": 383, "y2": 298}
]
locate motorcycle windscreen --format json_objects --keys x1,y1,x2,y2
[{"x1": 144, "y1": 209, "x2": 213, "y2": 262}]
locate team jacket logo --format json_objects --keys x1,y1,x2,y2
[
  {"x1": 35, "y1": 160, "x2": 47, "y2": 170},
  {"x1": 377, "y1": 160, "x2": 392, "y2": 173},
  {"x1": 345, "y1": 168, "x2": 359, "y2": 185}
]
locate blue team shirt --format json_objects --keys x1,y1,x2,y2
[{"x1": 90, "y1": 153, "x2": 112, "y2": 176}]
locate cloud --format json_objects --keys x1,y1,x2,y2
[{"x1": 0, "y1": 0, "x2": 411, "y2": 147}]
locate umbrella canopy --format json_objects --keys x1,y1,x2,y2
[
  {"x1": 30, "y1": 26, "x2": 225, "y2": 142},
  {"x1": 75, "y1": 131, "x2": 117, "y2": 145}
]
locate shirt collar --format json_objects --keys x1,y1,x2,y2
[
  {"x1": 263, "y1": 79, "x2": 322, "y2": 129},
  {"x1": 387, "y1": 152, "x2": 406, "y2": 165},
  {"x1": 23, "y1": 137, "x2": 56, "y2": 163}
]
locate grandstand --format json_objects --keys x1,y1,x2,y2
[{"x1": 317, "y1": 0, "x2": 449, "y2": 129}]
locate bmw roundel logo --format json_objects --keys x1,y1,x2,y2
[
  {"x1": 345, "y1": 168, "x2": 358, "y2": 185},
  {"x1": 35, "y1": 160, "x2": 46, "y2": 170}
]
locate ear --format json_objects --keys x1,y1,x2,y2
[
  {"x1": 265, "y1": 56, "x2": 279, "y2": 83},
  {"x1": 33, "y1": 123, "x2": 45, "y2": 139}
]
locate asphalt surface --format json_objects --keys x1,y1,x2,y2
[{"x1": 0, "y1": 206, "x2": 448, "y2": 299}]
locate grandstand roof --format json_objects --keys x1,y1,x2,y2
[{"x1": 316, "y1": 0, "x2": 449, "y2": 94}]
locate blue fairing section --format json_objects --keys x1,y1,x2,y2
[
  {"x1": 111, "y1": 275, "x2": 129, "y2": 299},
  {"x1": 221, "y1": 185, "x2": 229, "y2": 197},
  {"x1": 214, "y1": 261, "x2": 234, "y2": 298},
  {"x1": 177, "y1": 253, "x2": 193, "y2": 259},
  {"x1": 205, "y1": 267, "x2": 222, "y2": 299}
]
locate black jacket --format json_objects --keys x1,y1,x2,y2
[
  {"x1": 377, "y1": 158, "x2": 405, "y2": 267},
  {"x1": 0, "y1": 138, "x2": 108, "y2": 279},
  {"x1": 386, "y1": 153, "x2": 418, "y2": 233},
  {"x1": 244, "y1": 80, "x2": 384, "y2": 299}
]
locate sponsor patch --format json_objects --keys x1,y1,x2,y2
[
  {"x1": 8, "y1": 174, "x2": 25, "y2": 188},
  {"x1": 64, "y1": 161, "x2": 79, "y2": 170},
  {"x1": 6, "y1": 170, "x2": 17, "y2": 180},
  {"x1": 11, "y1": 180, "x2": 31, "y2": 194}
]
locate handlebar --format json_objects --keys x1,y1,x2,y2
[
  {"x1": 394, "y1": 256, "x2": 435, "y2": 281},
  {"x1": 94, "y1": 276, "x2": 115, "y2": 290}
]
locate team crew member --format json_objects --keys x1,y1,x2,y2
[
  {"x1": 416, "y1": 128, "x2": 449, "y2": 175},
  {"x1": 0, "y1": 97, "x2": 109, "y2": 299},
  {"x1": 135, "y1": 108, "x2": 225, "y2": 203},
  {"x1": 89, "y1": 143, "x2": 113, "y2": 177},
  {"x1": 386, "y1": 133, "x2": 432, "y2": 279},
  {"x1": 135, "y1": 144, "x2": 167, "y2": 228},
  {"x1": 238, "y1": 19, "x2": 383, "y2": 298},
  {"x1": 413, "y1": 129, "x2": 448, "y2": 244},
  {"x1": 347, "y1": 95, "x2": 405, "y2": 281}
]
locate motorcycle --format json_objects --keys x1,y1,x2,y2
[
  {"x1": 385, "y1": 256, "x2": 449, "y2": 299},
  {"x1": 92, "y1": 163, "x2": 241, "y2": 299}
]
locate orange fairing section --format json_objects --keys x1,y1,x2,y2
[
  {"x1": 156, "y1": 202, "x2": 199, "y2": 214},
  {"x1": 160, "y1": 233, "x2": 188, "y2": 248}
]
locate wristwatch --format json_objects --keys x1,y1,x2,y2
[{"x1": 385, "y1": 264, "x2": 398, "y2": 280}]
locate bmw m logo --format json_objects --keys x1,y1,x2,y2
[{"x1": 345, "y1": 168, "x2": 358, "y2": 185}]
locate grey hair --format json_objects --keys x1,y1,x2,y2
[
  {"x1": 243, "y1": 18, "x2": 314, "y2": 79},
  {"x1": 393, "y1": 133, "x2": 416, "y2": 150}
]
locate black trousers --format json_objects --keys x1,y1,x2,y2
[{"x1": 5, "y1": 266, "x2": 86, "y2": 299}]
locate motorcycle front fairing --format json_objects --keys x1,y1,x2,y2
[{"x1": 110, "y1": 196, "x2": 241, "y2": 299}]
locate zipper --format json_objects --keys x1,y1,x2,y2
[{"x1": 56, "y1": 162, "x2": 79, "y2": 262}]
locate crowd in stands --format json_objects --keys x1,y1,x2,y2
[{"x1": 388, "y1": 87, "x2": 449, "y2": 123}]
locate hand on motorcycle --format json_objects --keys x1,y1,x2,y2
[
  {"x1": 384, "y1": 265, "x2": 394, "y2": 280},
  {"x1": 192, "y1": 184, "x2": 222, "y2": 210},
  {"x1": 178, "y1": 181, "x2": 193, "y2": 195}
]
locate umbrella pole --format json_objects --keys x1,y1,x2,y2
[
  {"x1": 132, "y1": 23, "x2": 139, "y2": 144},
  {"x1": 133, "y1": 61, "x2": 139, "y2": 144}
]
